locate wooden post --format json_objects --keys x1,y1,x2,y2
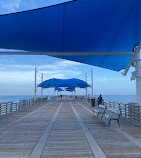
[
  {"x1": 10, "y1": 102, "x2": 13, "y2": 112},
  {"x1": 113, "y1": 102, "x2": 115, "y2": 108},
  {"x1": 6, "y1": 103, "x2": 8, "y2": 114},
  {"x1": 118, "y1": 103, "x2": 122, "y2": 116},
  {"x1": 0, "y1": 104, "x2": 1, "y2": 116},
  {"x1": 109, "y1": 101, "x2": 111, "y2": 108},
  {"x1": 125, "y1": 104, "x2": 127, "y2": 118},
  {"x1": 19, "y1": 101, "x2": 21, "y2": 110},
  {"x1": 16, "y1": 103, "x2": 17, "y2": 111}
]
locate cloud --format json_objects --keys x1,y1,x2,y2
[
  {"x1": 0, "y1": 71, "x2": 34, "y2": 84},
  {"x1": 98, "y1": 78, "x2": 108, "y2": 82},
  {"x1": 57, "y1": 60, "x2": 81, "y2": 66},
  {"x1": 96, "y1": 77, "x2": 129, "y2": 83},
  {"x1": 0, "y1": 59, "x2": 81, "y2": 69},
  {"x1": 0, "y1": 56, "x2": 87, "y2": 94},
  {"x1": 1, "y1": 0, "x2": 21, "y2": 13},
  {"x1": 0, "y1": 66, "x2": 82, "y2": 84}
]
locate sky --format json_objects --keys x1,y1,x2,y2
[{"x1": 0, "y1": 0, "x2": 136, "y2": 96}]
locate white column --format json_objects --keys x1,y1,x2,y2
[
  {"x1": 91, "y1": 67, "x2": 94, "y2": 97},
  {"x1": 41, "y1": 73, "x2": 43, "y2": 97},
  {"x1": 34, "y1": 67, "x2": 37, "y2": 98},
  {"x1": 134, "y1": 44, "x2": 141, "y2": 105},
  {"x1": 85, "y1": 73, "x2": 87, "y2": 96}
]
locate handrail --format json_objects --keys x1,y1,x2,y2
[
  {"x1": 81, "y1": 96, "x2": 141, "y2": 122},
  {"x1": 0, "y1": 97, "x2": 48, "y2": 116}
]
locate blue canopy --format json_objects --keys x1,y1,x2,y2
[
  {"x1": 66, "y1": 89, "x2": 75, "y2": 92},
  {"x1": 55, "y1": 87, "x2": 75, "y2": 92},
  {"x1": 38, "y1": 78, "x2": 90, "y2": 88},
  {"x1": 0, "y1": 0, "x2": 140, "y2": 71},
  {"x1": 65, "y1": 87, "x2": 75, "y2": 92},
  {"x1": 55, "y1": 87, "x2": 64, "y2": 92}
]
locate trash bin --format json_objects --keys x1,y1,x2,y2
[{"x1": 91, "y1": 98, "x2": 96, "y2": 107}]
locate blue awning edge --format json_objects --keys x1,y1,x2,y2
[{"x1": 0, "y1": 0, "x2": 140, "y2": 71}]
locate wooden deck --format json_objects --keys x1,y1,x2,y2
[{"x1": 1, "y1": 100, "x2": 141, "y2": 158}]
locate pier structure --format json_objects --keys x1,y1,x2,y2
[
  {"x1": 0, "y1": 96, "x2": 141, "y2": 157},
  {"x1": 34, "y1": 68, "x2": 94, "y2": 98}
]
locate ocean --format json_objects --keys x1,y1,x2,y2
[{"x1": 0, "y1": 95, "x2": 136, "y2": 104}]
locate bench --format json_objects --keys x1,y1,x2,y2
[
  {"x1": 93, "y1": 104, "x2": 106, "y2": 120},
  {"x1": 104, "y1": 108, "x2": 120, "y2": 127}
]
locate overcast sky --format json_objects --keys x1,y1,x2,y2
[{"x1": 0, "y1": 0, "x2": 136, "y2": 95}]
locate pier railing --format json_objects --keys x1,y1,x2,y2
[
  {"x1": 81, "y1": 97, "x2": 141, "y2": 123},
  {"x1": 103, "y1": 101, "x2": 129, "y2": 118},
  {"x1": 0, "y1": 97, "x2": 48, "y2": 116},
  {"x1": 103, "y1": 101, "x2": 141, "y2": 122}
]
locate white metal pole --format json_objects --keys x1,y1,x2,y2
[
  {"x1": 34, "y1": 67, "x2": 37, "y2": 98},
  {"x1": 41, "y1": 73, "x2": 43, "y2": 97},
  {"x1": 54, "y1": 89, "x2": 55, "y2": 96},
  {"x1": 91, "y1": 67, "x2": 94, "y2": 97},
  {"x1": 47, "y1": 88, "x2": 48, "y2": 96},
  {"x1": 134, "y1": 45, "x2": 141, "y2": 105},
  {"x1": 85, "y1": 73, "x2": 87, "y2": 96}
]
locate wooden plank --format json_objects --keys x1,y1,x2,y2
[
  {"x1": 0, "y1": 103, "x2": 50, "y2": 131},
  {"x1": 29, "y1": 102, "x2": 62, "y2": 158},
  {"x1": 41, "y1": 101, "x2": 94, "y2": 158},
  {"x1": 1, "y1": 99, "x2": 141, "y2": 157},
  {"x1": 78, "y1": 102, "x2": 141, "y2": 149},
  {"x1": 70, "y1": 102, "x2": 107, "y2": 158}
]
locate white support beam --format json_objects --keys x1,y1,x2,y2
[
  {"x1": 54, "y1": 89, "x2": 55, "y2": 96},
  {"x1": 123, "y1": 55, "x2": 135, "y2": 76},
  {"x1": 85, "y1": 73, "x2": 87, "y2": 96},
  {"x1": 134, "y1": 44, "x2": 141, "y2": 106},
  {"x1": 91, "y1": 67, "x2": 93, "y2": 97},
  {"x1": 41, "y1": 73, "x2": 44, "y2": 97},
  {"x1": 0, "y1": 51, "x2": 134, "y2": 55},
  {"x1": 34, "y1": 67, "x2": 37, "y2": 98}
]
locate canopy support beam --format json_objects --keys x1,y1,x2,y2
[
  {"x1": 91, "y1": 67, "x2": 93, "y2": 97},
  {"x1": 34, "y1": 67, "x2": 37, "y2": 98},
  {"x1": 41, "y1": 73, "x2": 44, "y2": 97},
  {"x1": 85, "y1": 73, "x2": 87, "y2": 97},
  {"x1": 0, "y1": 51, "x2": 134, "y2": 55},
  {"x1": 123, "y1": 55, "x2": 135, "y2": 76},
  {"x1": 133, "y1": 44, "x2": 141, "y2": 106}
]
